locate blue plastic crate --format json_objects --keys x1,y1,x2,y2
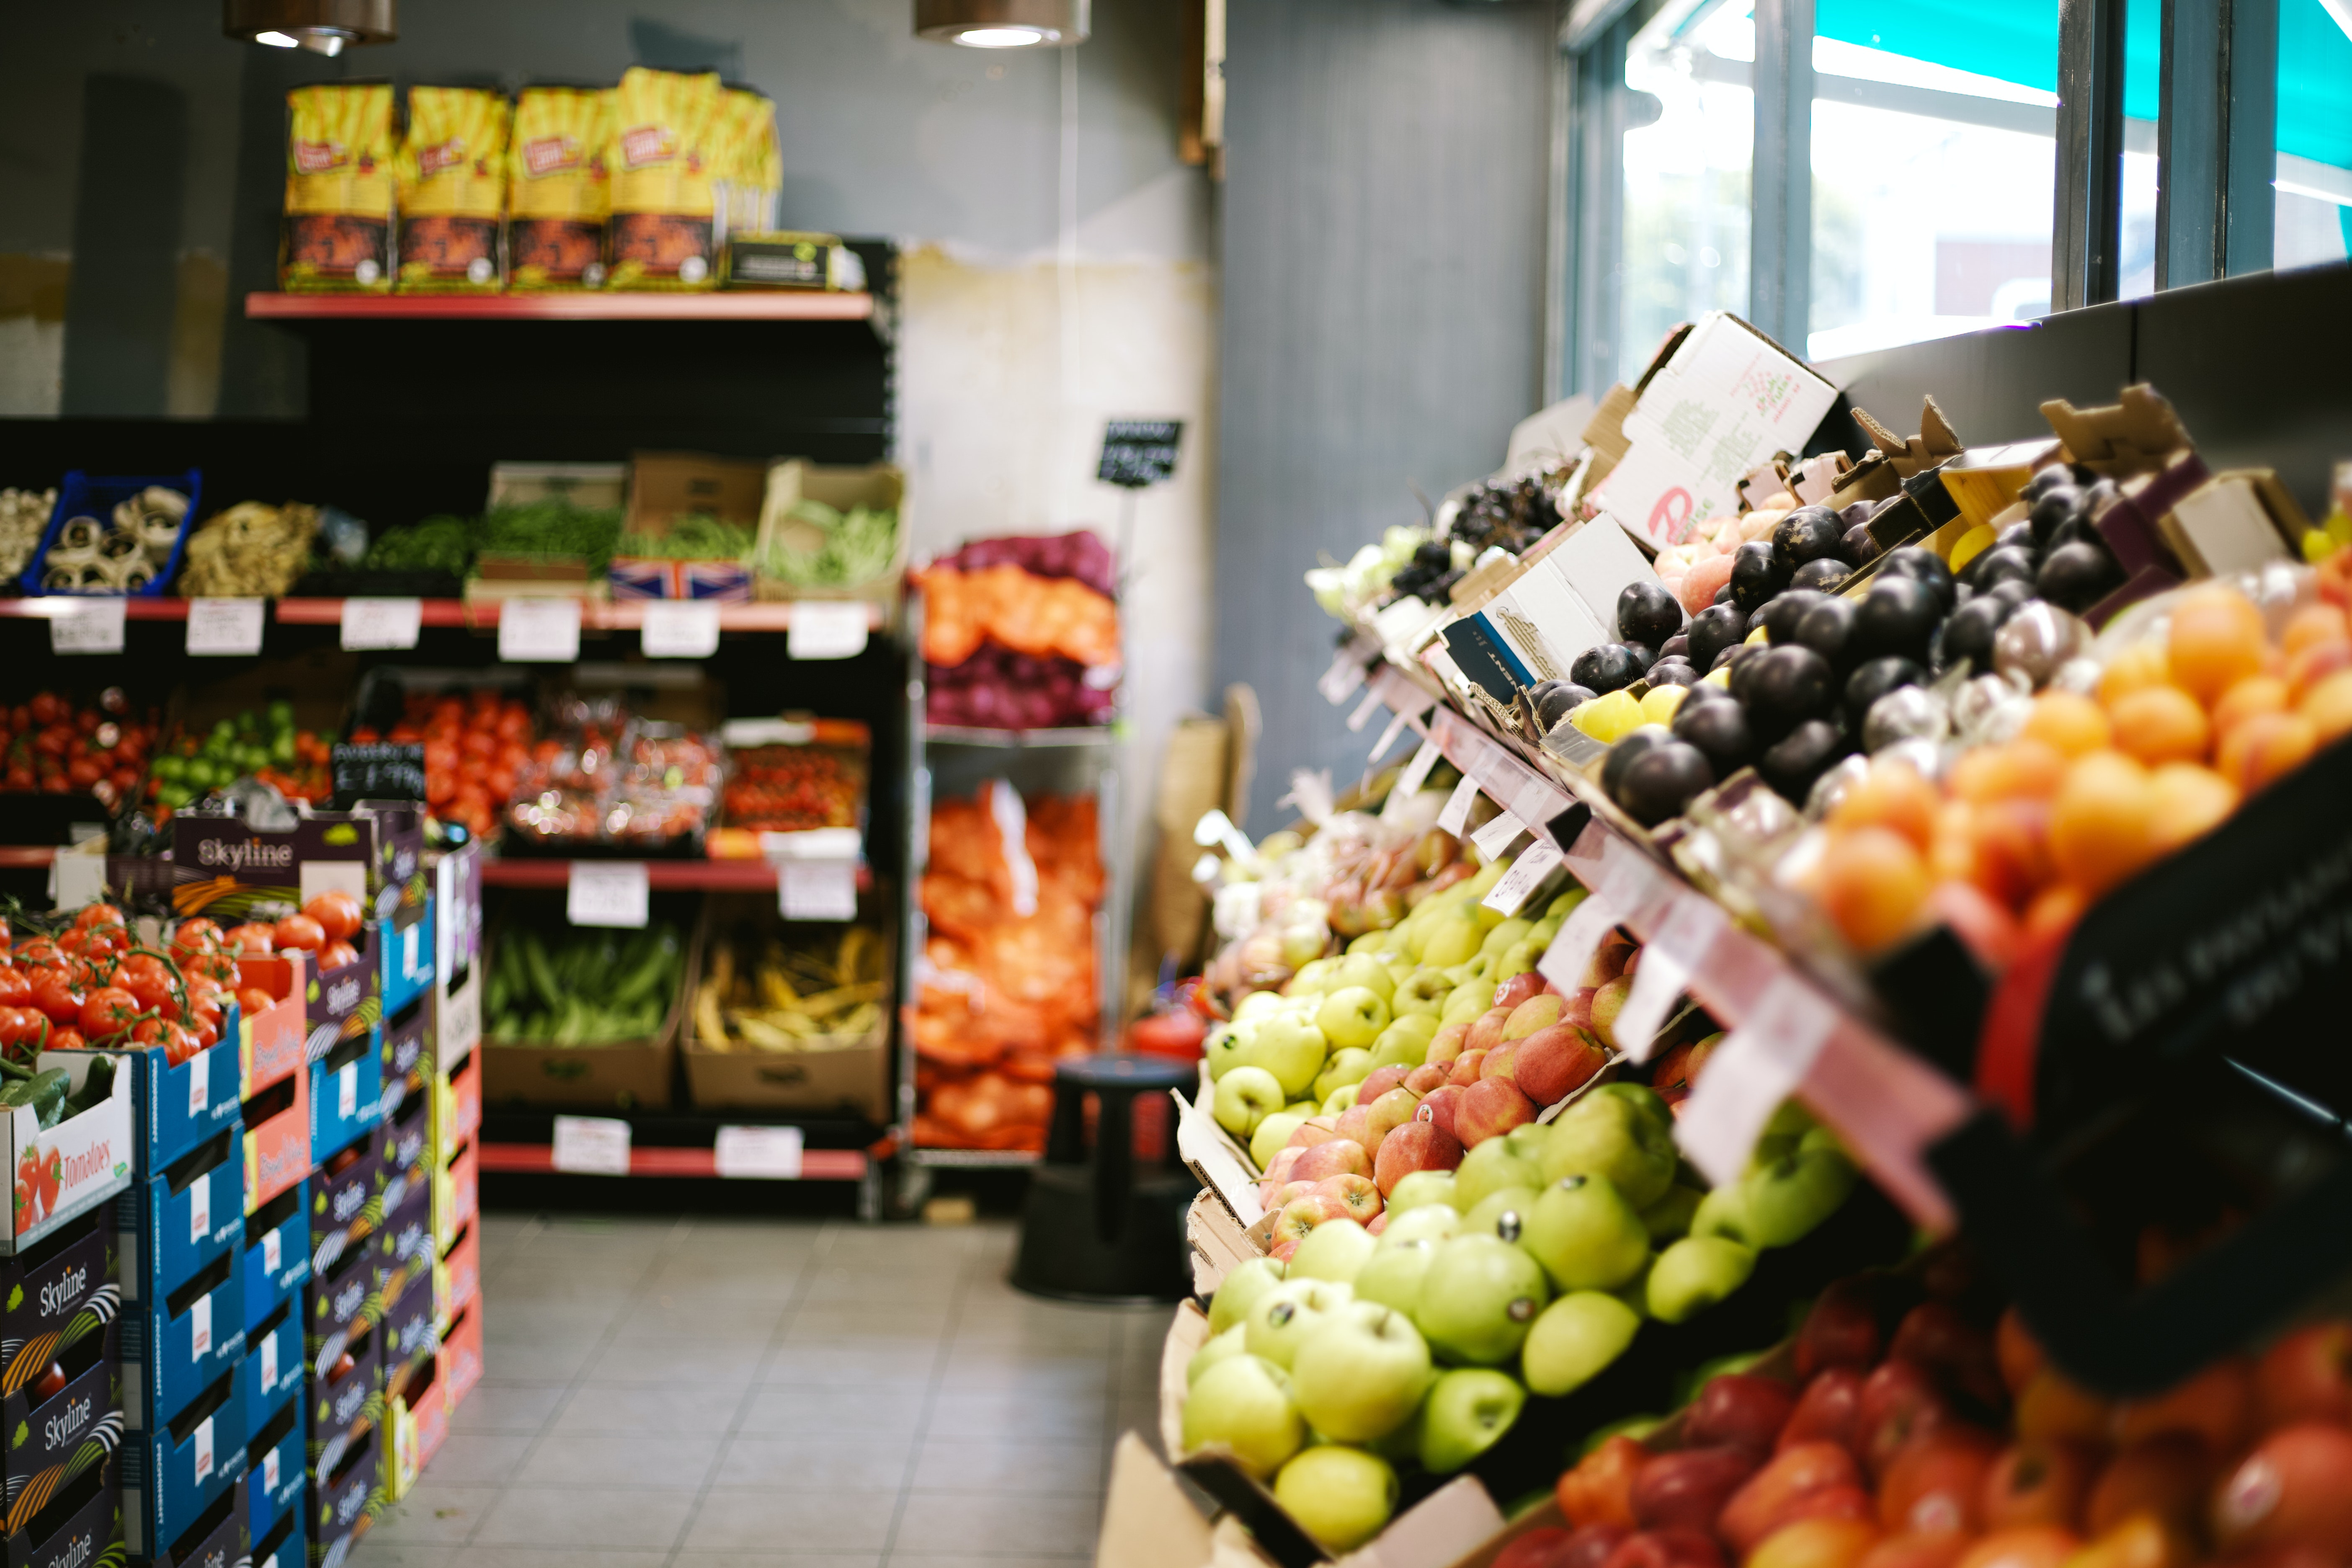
[
  {"x1": 254, "y1": 1500, "x2": 304, "y2": 1568},
  {"x1": 20, "y1": 469, "x2": 201, "y2": 597}
]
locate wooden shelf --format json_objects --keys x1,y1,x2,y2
[{"x1": 246, "y1": 291, "x2": 874, "y2": 323}]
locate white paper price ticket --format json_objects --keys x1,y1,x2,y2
[
  {"x1": 1346, "y1": 686, "x2": 1386, "y2": 733},
  {"x1": 1435, "y1": 775, "x2": 1480, "y2": 838},
  {"x1": 1538, "y1": 888, "x2": 1619, "y2": 994},
  {"x1": 780, "y1": 857, "x2": 859, "y2": 921},
  {"x1": 1674, "y1": 975, "x2": 1838, "y2": 1186},
  {"x1": 1318, "y1": 640, "x2": 1372, "y2": 704},
  {"x1": 1482, "y1": 837, "x2": 1565, "y2": 917},
  {"x1": 640, "y1": 599, "x2": 720, "y2": 659},
  {"x1": 551, "y1": 1114, "x2": 632, "y2": 1176},
  {"x1": 715, "y1": 1125, "x2": 804, "y2": 1179},
  {"x1": 1469, "y1": 807, "x2": 1526, "y2": 861},
  {"x1": 788, "y1": 600, "x2": 870, "y2": 660},
  {"x1": 51, "y1": 598, "x2": 126, "y2": 656},
  {"x1": 1613, "y1": 895, "x2": 1729, "y2": 1062},
  {"x1": 340, "y1": 597, "x2": 421, "y2": 651},
  {"x1": 187, "y1": 598, "x2": 265, "y2": 656},
  {"x1": 1381, "y1": 737, "x2": 1444, "y2": 822},
  {"x1": 1513, "y1": 776, "x2": 1569, "y2": 835},
  {"x1": 567, "y1": 861, "x2": 650, "y2": 928},
  {"x1": 1367, "y1": 705, "x2": 1416, "y2": 765},
  {"x1": 498, "y1": 597, "x2": 581, "y2": 663}
]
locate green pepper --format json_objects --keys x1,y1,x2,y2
[
  {"x1": 28, "y1": 1071, "x2": 72, "y2": 1129},
  {"x1": 67, "y1": 1055, "x2": 114, "y2": 1113}
]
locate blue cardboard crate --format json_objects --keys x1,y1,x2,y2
[
  {"x1": 380, "y1": 905, "x2": 433, "y2": 1019},
  {"x1": 147, "y1": 1474, "x2": 245, "y2": 1568},
  {"x1": 245, "y1": 1179, "x2": 310, "y2": 1338},
  {"x1": 122, "y1": 1242, "x2": 244, "y2": 1431},
  {"x1": 253, "y1": 1485, "x2": 304, "y2": 1568},
  {"x1": 117, "y1": 1128, "x2": 243, "y2": 1306},
  {"x1": 60, "y1": 1021, "x2": 244, "y2": 1181},
  {"x1": 308, "y1": 1030, "x2": 383, "y2": 1170},
  {"x1": 121, "y1": 1362, "x2": 245, "y2": 1558},
  {"x1": 241, "y1": 1293, "x2": 303, "y2": 1432},
  {"x1": 245, "y1": 1384, "x2": 305, "y2": 1550},
  {"x1": 20, "y1": 469, "x2": 201, "y2": 596}
]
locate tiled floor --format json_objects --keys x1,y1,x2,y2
[{"x1": 355, "y1": 1212, "x2": 1175, "y2": 1568}]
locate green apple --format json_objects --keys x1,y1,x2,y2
[
  {"x1": 1246, "y1": 1278, "x2": 1355, "y2": 1369},
  {"x1": 1188, "y1": 1323, "x2": 1249, "y2": 1385},
  {"x1": 1609, "y1": 1253, "x2": 1654, "y2": 1320},
  {"x1": 1448, "y1": 951, "x2": 1500, "y2": 991},
  {"x1": 1246, "y1": 1016, "x2": 1330, "y2": 1099},
  {"x1": 1273, "y1": 1444, "x2": 1398, "y2": 1553},
  {"x1": 1646, "y1": 1235, "x2": 1756, "y2": 1323},
  {"x1": 1385, "y1": 1169, "x2": 1461, "y2": 1215},
  {"x1": 1367, "y1": 1013, "x2": 1439, "y2": 1071},
  {"x1": 1504, "y1": 1122, "x2": 1552, "y2": 1165},
  {"x1": 1455, "y1": 1138, "x2": 1544, "y2": 1212},
  {"x1": 1540, "y1": 1093, "x2": 1677, "y2": 1208},
  {"x1": 1292, "y1": 1302, "x2": 1432, "y2": 1442},
  {"x1": 1639, "y1": 1184, "x2": 1705, "y2": 1242},
  {"x1": 1213, "y1": 1066, "x2": 1286, "y2": 1138},
  {"x1": 1543, "y1": 887, "x2": 1588, "y2": 920},
  {"x1": 1442, "y1": 981, "x2": 1494, "y2": 1026},
  {"x1": 1204, "y1": 1022, "x2": 1256, "y2": 1081},
  {"x1": 1461, "y1": 1186, "x2": 1542, "y2": 1245},
  {"x1": 1316, "y1": 987, "x2": 1391, "y2": 1050},
  {"x1": 1182, "y1": 1354, "x2": 1306, "y2": 1478},
  {"x1": 1415, "y1": 1367, "x2": 1527, "y2": 1474},
  {"x1": 1209, "y1": 1256, "x2": 1290, "y2": 1334},
  {"x1": 1321, "y1": 1083, "x2": 1362, "y2": 1117},
  {"x1": 1741, "y1": 1148, "x2": 1858, "y2": 1248},
  {"x1": 1689, "y1": 1183, "x2": 1753, "y2": 1243},
  {"x1": 1314, "y1": 1047, "x2": 1374, "y2": 1103},
  {"x1": 1286, "y1": 957, "x2": 1339, "y2": 996},
  {"x1": 1521, "y1": 1173, "x2": 1650, "y2": 1292},
  {"x1": 1345, "y1": 930, "x2": 1398, "y2": 957},
  {"x1": 1377, "y1": 1204, "x2": 1460, "y2": 1250},
  {"x1": 1588, "y1": 1081, "x2": 1675, "y2": 1134},
  {"x1": 1478, "y1": 917, "x2": 1532, "y2": 961},
  {"x1": 1233, "y1": 990, "x2": 1284, "y2": 1024},
  {"x1": 1392, "y1": 970, "x2": 1451, "y2": 1018},
  {"x1": 1496, "y1": 941, "x2": 1542, "y2": 981},
  {"x1": 1289, "y1": 1217, "x2": 1377, "y2": 1284},
  {"x1": 1752, "y1": 1099, "x2": 1816, "y2": 1167},
  {"x1": 1420, "y1": 911, "x2": 1484, "y2": 969},
  {"x1": 1354, "y1": 1237, "x2": 1439, "y2": 1315},
  {"x1": 1414, "y1": 1234, "x2": 1549, "y2": 1365},
  {"x1": 1522, "y1": 1292, "x2": 1642, "y2": 1397},
  {"x1": 1332, "y1": 954, "x2": 1399, "y2": 1003},
  {"x1": 1250, "y1": 1112, "x2": 1308, "y2": 1168}
]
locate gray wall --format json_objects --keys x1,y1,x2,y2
[{"x1": 1213, "y1": 0, "x2": 1559, "y2": 823}]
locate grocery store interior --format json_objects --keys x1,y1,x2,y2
[{"x1": 3, "y1": 1, "x2": 2351, "y2": 1567}]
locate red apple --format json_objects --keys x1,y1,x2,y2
[
  {"x1": 1859, "y1": 1360, "x2": 1952, "y2": 1480},
  {"x1": 1514, "y1": 1023, "x2": 1609, "y2": 1106},
  {"x1": 1455, "y1": 1077, "x2": 1537, "y2": 1146},
  {"x1": 1951, "y1": 1527, "x2": 2079, "y2": 1568},
  {"x1": 1857, "y1": 1534, "x2": 1972, "y2": 1568},
  {"x1": 2258, "y1": 1323, "x2": 2352, "y2": 1429},
  {"x1": 1798, "y1": 1280, "x2": 1886, "y2": 1378},
  {"x1": 1405, "y1": 1063, "x2": 1451, "y2": 1095},
  {"x1": 1272, "y1": 1179, "x2": 1317, "y2": 1209},
  {"x1": 1889, "y1": 1302, "x2": 2005, "y2": 1411},
  {"x1": 1416, "y1": 1083, "x2": 1465, "y2": 1139},
  {"x1": 1359, "y1": 1065, "x2": 1412, "y2": 1106},
  {"x1": 2086, "y1": 1437, "x2": 2213, "y2": 1540},
  {"x1": 1334, "y1": 1104, "x2": 1376, "y2": 1148},
  {"x1": 2211, "y1": 1424, "x2": 2352, "y2": 1558},
  {"x1": 1561, "y1": 1435, "x2": 1649, "y2": 1530},
  {"x1": 1315, "y1": 1173, "x2": 1382, "y2": 1223},
  {"x1": 2112, "y1": 1356, "x2": 2254, "y2": 1457},
  {"x1": 1557, "y1": 988, "x2": 1597, "y2": 1029},
  {"x1": 1496, "y1": 1529, "x2": 1574, "y2": 1568},
  {"x1": 1270, "y1": 1193, "x2": 1345, "y2": 1247},
  {"x1": 1563, "y1": 1525, "x2": 1633, "y2": 1568},
  {"x1": 1466, "y1": 1006, "x2": 1515, "y2": 1057},
  {"x1": 1980, "y1": 1441, "x2": 2094, "y2": 1533},
  {"x1": 1360, "y1": 1086, "x2": 1423, "y2": 1153},
  {"x1": 2014, "y1": 1371, "x2": 2112, "y2": 1447},
  {"x1": 1366, "y1": 1210, "x2": 1389, "y2": 1236},
  {"x1": 1291, "y1": 1138, "x2": 1371, "y2": 1184},
  {"x1": 1503, "y1": 993, "x2": 1565, "y2": 1039},
  {"x1": 1269, "y1": 1237, "x2": 1300, "y2": 1263},
  {"x1": 1259, "y1": 1145, "x2": 1304, "y2": 1194},
  {"x1": 1631, "y1": 1445, "x2": 1762, "y2": 1533},
  {"x1": 1287, "y1": 1118, "x2": 1340, "y2": 1150},
  {"x1": 1448, "y1": 1048, "x2": 1490, "y2": 1086},
  {"x1": 1687, "y1": 1373, "x2": 1798, "y2": 1453},
  {"x1": 1878, "y1": 1429, "x2": 1998, "y2": 1537},
  {"x1": 1720, "y1": 1442, "x2": 1865, "y2": 1555},
  {"x1": 1782, "y1": 1368, "x2": 1867, "y2": 1457},
  {"x1": 1600, "y1": 1531, "x2": 1726, "y2": 1568},
  {"x1": 1428, "y1": 1020, "x2": 1473, "y2": 1066},
  {"x1": 1372, "y1": 1120, "x2": 1462, "y2": 1194},
  {"x1": 1583, "y1": 930, "x2": 1634, "y2": 986},
  {"x1": 1481, "y1": 1042, "x2": 1521, "y2": 1084},
  {"x1": 1493, "y1": 972, "x2": 1549, "y2": 1013}
]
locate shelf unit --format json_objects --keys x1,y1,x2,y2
[
  {"x1": 921, "y1": 724, "x2": 1115, "y2": 749},
  {"x1": 0, "y1": 597, "x2": 884, "y2": 632},
  {"x1": 477, "y1": 859, "x2": 877, "y2": 893},
  {"x1": 246, "y1": 291, "x2": 875, "y2": 324}
]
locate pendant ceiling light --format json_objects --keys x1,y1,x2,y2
[
  {"x1": 914, "y1": 0, "x2": 1088, "y2": 48},
  {"x1": 224, "y1": 0, "x2": 396, "y2": 56}
]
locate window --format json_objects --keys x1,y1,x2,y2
[{"x1": 2275, "y1": 0, "x2": 2352, "y2": 270}]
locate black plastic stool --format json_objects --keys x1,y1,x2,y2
[{"x1": 1010, "y1": 1054, "x2": 1199, "y2": 1303}]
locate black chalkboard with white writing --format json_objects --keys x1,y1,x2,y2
[{"x1": 1096, "y1": 420, "x2": 1182, "y2": 489}]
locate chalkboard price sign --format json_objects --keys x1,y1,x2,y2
[
  {"x1": 1097, "y1": 420, "x2": 1183, "y2": 489},
  {"x1": 332, "y1": 742, "x2": 428, "y2": 809}
]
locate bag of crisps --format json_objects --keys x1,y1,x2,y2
[
  {"x1": 508, "y1": 85, "x2": 614, "y2": 291},
  {"x1": 606, "y1": 67, "x2": 725, "y2": 291},
  {"x1": 281, "y1": 84, "x2": 397, "y2": 293},
  {"x1": 397, "y1": 86, "x2": 509, "y2": 293},
  {"x1": 715, "y1": 88, "x2": 779, "y2": 243}
]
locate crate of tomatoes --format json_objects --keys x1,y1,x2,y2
[
  {"x1": 344, "y1": 668, "x2": 539, "y2": 845},
  {"x1": 0, "y1": 688, "x2": 160, "y2": 832}
]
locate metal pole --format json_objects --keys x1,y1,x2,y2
[
  {"x1": 2054, "y1": 0, "x2": 2128, "y2": 310},
  {"x1": 2222, "y1": 0, "x2": 2277, "y2": 276},
  {"x1": 1750, "y1": 0, "x2": 1816, "y2": 348},
  {"x1": 2157, "y1": 0, "x2": 2228, "y2": 289}
]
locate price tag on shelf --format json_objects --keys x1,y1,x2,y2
[
  {"x1": 1513, "y1": 777, "x2": 1568, "y2": 835},
  {"x1": 50, "y1": 599, "x2": 125, "y2": 656},
  {"x1": 1469, "y1": 808, "x2": 1525, "y2": 861},
  {"x1": 788, "y1": 601, "x2": 869, "y2": 660},
  {"x1": 567, "y1": 861, "x2": 650, "y2": 929},
  {"x1": 640, "y1": 598, "x2": 721, "y2": 659},
  {"x1": 552, "y1": 1114, "x2": 632, "y2": 1176},
  {"x1": 715, "y1": 1124, "x2": 804, "y2": 1179},
  {"x1": 498, "y1": 597, "x2": 581, "y2": 663},
  {"x1": 780, "y1": 858, "x2": 859, "y2": 921},
  {"x1": 1367, "y1": 705, "x2": 1415, "y2": 766},
  {"x1": 340, "y1": 597, "x2": 421, "y2": 651},
  {"x1": 1538, "y1": 890, "x2": 1620, "y2": 995},
  {"x1": 1381, "y1": 738, "x2": 1444, "y2": 822},
  {"x1": 1435, "y1": 775, "x2": 1480, "y2": 838},
  {"x1": 1482, "y1": 837, "x2": 1564, "y2": 917},
  {"x1": 1674, "y1": 975, "x2": 1837, "y2": 1186},
  {"x1": 186, "y1": 598, "x2": 265, "y2": 656},
  {"x1": 1614, "y1": 895, "x2": 1729, "y2": 1062},
  {"x1": 1346, "y1": 686, "x2": 1386, "y2": 734},
  {"x1": 1319, "y1": 647, "x2": 1369, "y2": 705},
  {"x1": 337, "y1": 1062, "x2": 357, "y2": 1119}
]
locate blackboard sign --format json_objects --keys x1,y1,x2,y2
[
  {"x1": 1097, "y1": 420, "x2": 1183, "y2": 489},
  {"x1": 331, "y1": 742, "x2": 427, "y2": 810}
]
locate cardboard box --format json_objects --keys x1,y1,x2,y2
[
  {"x1": 242, "y1": 1068, "x2": 310, "y2": 1219},
  {"x1": 306, "y1": 1318, "x2": 380, "y2": 1468},
  {"x1": 0, "y1": 1322, "x2": 117, "y2": 1539},
  {"x1": 380, "y1": 993, "x2": 432, "y2": 1114},
  {"x1": 752, "y1": 460, "x2": 907, "y2": 603},
  {"x1": 168, "y1": 815, "x2": 374, "y2": 925},
  {"x1": 431, "y1": 843, "x2": 484, "y2": 995},
  {"x1": 240, "y1": 1295, "x2": 304, "y2": 1438},
  {"x1": 122, "y1": 1362, "x2": 245, "y2": 1557},
  {"x1": 433, "y1": 1221, "x2": 478, "y2": 1332},
  {"x1": 376, "y1": 1175, "x2": 432, "y2": 1296},
  {"x1": 385, "y1": 1350, "x2": 446, "y2": 1503},
  {"x1": 432, "y1": 1142, "x2": 477, "y2": 1253},
  {"x1": 379, "y1": 904, "x2": 434, "y2": 1019},
  {"x1": 0, "y1": 1462, "x2": 119, "y2": 1568},
  {"x1": 1437, "y1": 519, "x2": 1661, "y2": 701},
  {"x1": 435, "y1": 963, "x2": 480, "y2": 1079},
  {"x1": 309, "y1": 1140, "x2": 383, "y2": 1279},
  {"x1": 121, "y1": 1243, "x2": 244, "y2": 1430},
  {"x1": 613, "y1": 452, "x2": 760, "y2": 601},
  {"x1": 244, "y1": 1181, "x2": 309, "y2": 1338},
  {"x1": 0, "y1": 1214, "x2": 112, "y2": 1391},
  {"x1": 353, "y1": 801, "x2": 428, "y2": 920},
  {"x1": 309, "y1": 1028, "x2": 384, "y2": 1170},
  {"x1": 487, "y1": 461, "x2": 627, "y2": 513},
  {"x1": 307, "y1": 1421, "x2": 379, "y2": 1568},
  {"x1": 376, "y1": 1078, "x2": 430, "y2": 1184},
  {"x1": 255, "y1": 1506, "x2": 302, "y2": 1568},
  {"x1": 117, "y1": 1130, "x2": 243, "y2": 1303},
  {"x1": 75, "y1": 1030, "x2": 243, "y2": 1183},
  {"x1": 681, "y1": 894, "x2": 890, "y2": 1120},
  {"x1": 379, "y1": 1262, "x2": 436, "y2": 1380},
  {"x1": 433, "y1": 1051, "x2": 480, "y2": 1168},
  {"x1": 2162, "y1": 469, "x2": 2308, "y2": 577},
  {"x1": 246, "y1": 1393, "x2": 305, "y2": 1558},
  {"x1": 305, "y1": 923, "x2": 382, "y2": 1070},
  {"x1": 439, "y1": 1297, "x2": 482, "y2": 1416},
  {"x1": 303, "y1": 1234, "x2": 382, "y2": 1372},
  {"x1": 237, "y1": 952, "x2": 310, "y2": 1101}
]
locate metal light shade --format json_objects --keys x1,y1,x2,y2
[
  {"x1": 914, "y1": 0, "x2": 1088, "y2": 47},
  {"x1": 224, "y1": 0, "x2": 396, "y2": 54}
]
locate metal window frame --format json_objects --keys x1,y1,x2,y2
[
  {"x1": 1750, "y1": 0, "x2": 1815, "y2": 350},
  {"x1": 2156, "y1": 0, "x2": 2277, "y2": 286}
]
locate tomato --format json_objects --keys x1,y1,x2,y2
[
  {"x1": 79, "y1": 988, "x2": 142, "y2": 1039},
  {"x1": 302, "y1": 892, "x2": 364, "y2": 944},
  {"x1": 170, "y1": 918, "x2": 223, "y2": 959},
  {"x1": 236, "y1": 987, "x2": 276, "y2": 1016},
  {"x1": 316, "y1": 939, "x2": 359, "y2": 971},
  {"x1": 72, "y1": 903, "x2": 121, "y2": 931},
  {"x1": 272, "y1": 914, "x2": 325, "y2": 953},
  {"x1": 29, "y1": 974, "x2": 85, "y2": 1028},
  {"x1": 44, "y1": 1028, "x2": 82, "y2": 1053},
  {"x1": 0, "y1": 1011, "x2": 46, "y2": 1055},
  {"x1": 0, "y1": 968, "x2": 27, "y2": 1010},
  {"x1": 11, "y1": 940, "x2": 58, "y2": 970},
  {"x1": 0, "y1": 918, "x2": 10, "y2": 948},
  {"x1": 224, "y1": 924, "x2": 274, "y2": 956},
  {"x1": 186, "y1": 994, "x2": 222, "y2": 1037},
  {"x1": 27, "y1": 694, "x2": 59, "y2": 727},
  {"x1": 28, "y1": 1362, "x2": 65, "y2": 1403},
  {"x1": 119, "y1": 953, "x2": 170, "y2": 992}
]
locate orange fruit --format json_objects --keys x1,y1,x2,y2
[
  {"x1": 1965, "y1": 797, "x2": 2055, "y2": 910},
  {"x1": 2216, "y1": 710, "x2": 2316, "y2": 794},
  {"x1": 1829, "y1": 760, "x2": 1941, "y2": 853},
  {"x1": 2097, "y1": 642, "x2": 2171, "y2": 708},
  {"x1": 2049, "y1": 751, "x2": 2159, "y2": 897},
  {"x1": 2166, "y1": 588, "x2": 2268, "y2": 706},
  {"x1": 2023, "y1": 882, "x2": 2088, "y2": 941},
  {"x1": 2300, "y1": 668, "x2": 2352, "y2": 744},
  {"x1": 2281, "y1": 602, "x2": 2351, "y2": 658},
  {"x1": 2022, "y1": 691, "x2": 2113, "y2": 758},
  {"x1": 2145, "y1": 763, "x2": 2238, "y2": 854},
  {"x1": 1950, "y1": 739, "x2": 2068, "y2": 805},
  {"x1": 2286, "y1": 637, "x2": 2352, "y2": 699},
  {"x1": 1820, "y1": 825, "x2": 1933, "y2": 954},
  {"x1": 2209, "y1": 675, "x2": 2290, "y2": 736},
  {"x1": 2106, "y1": 684, "x2": 2210, "y2": 767}
]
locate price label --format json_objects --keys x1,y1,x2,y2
[
  {"x1": 50, "y1": 599, "x2": 126, "y2": 656},
  {"x1": 1674, "y1": 976, "x2": 1837, "y2": 1186},
  {"x1": 1469, "y1": 808, "x2": 1526, "y2": 861},
  {"x1": 193, "y1": 1414, "x2": 214, "y2": 1483},
  {"x1": 498, "y1": 597, "x2": 581, "y2": 663},
  {"x1": 1382, "y1": 738, "x2": 1444, "y2": 822},
  {"x1": 337, "y1": 1062, "x2": 357, "y2": 1118},
  {"x1": 1319, "y1": 647, "x2": 1369, "y2": 705},
  {"x1": 1614, "y1": 895, "x2": 1729, "y2": 1062},
  {"x1": 190, "y1": 1293, "x2": 212, "y2": 1358},
  {"x1": 552, "y1": 1114, "x2": 632, "y2": 1176},
  {"x1": 1538, "y1": 890, "x2": 1619, "y2": 995},
  {"x1": 263, "y1": 1446, "x2": 280, "y2": 1496},
  {"x1": 188, "y1": 1054, "x2": 208, "y2": 1116},
  {"x1": 715, "y1": 1124, "x2": 805, "y2": 1179},
  {"x1": 1346, "y1": 686, "x2": 1385, "y2": 734},
  {"x1": 260, "y1": 1328, "x2": 279, "y2": 1394},
  {"x1": 780, "y1": 858, "x2": 859, "y2": 921},
  {"x1": 1368, "y1": 706, "x2": 1415, "y2": 765},
  {"x1": 1514, "y1": 778, "x2": 1568, "y2": 834},
  {"x1": 340, "y1": 597, "x2": 422, "y2": 651},
  {"x1": 262, "y1": 1226, "x2": 282, "y2": 1276},
  {"x1": 788, "y1": 601, "x2": 870, "y2": 660},
  {"x1": 186, "y1": 598, "x2": 265, "y2": 656},
  {"x1": 567, "y1": 861, "x2": 650, "y2": 929},
  {"x1": 1435, "y1": 776, "x2": 1480, "y2": 838},
  {"x1": 641, "y1": 598, "x2": 721, "y2": 658},
  {"x1": 1483, "y1": 838, "x2": 1565, "y2": 917},
  {"x1": 189, "y1": 1168, "x2": 211, "y2": 1244}
]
